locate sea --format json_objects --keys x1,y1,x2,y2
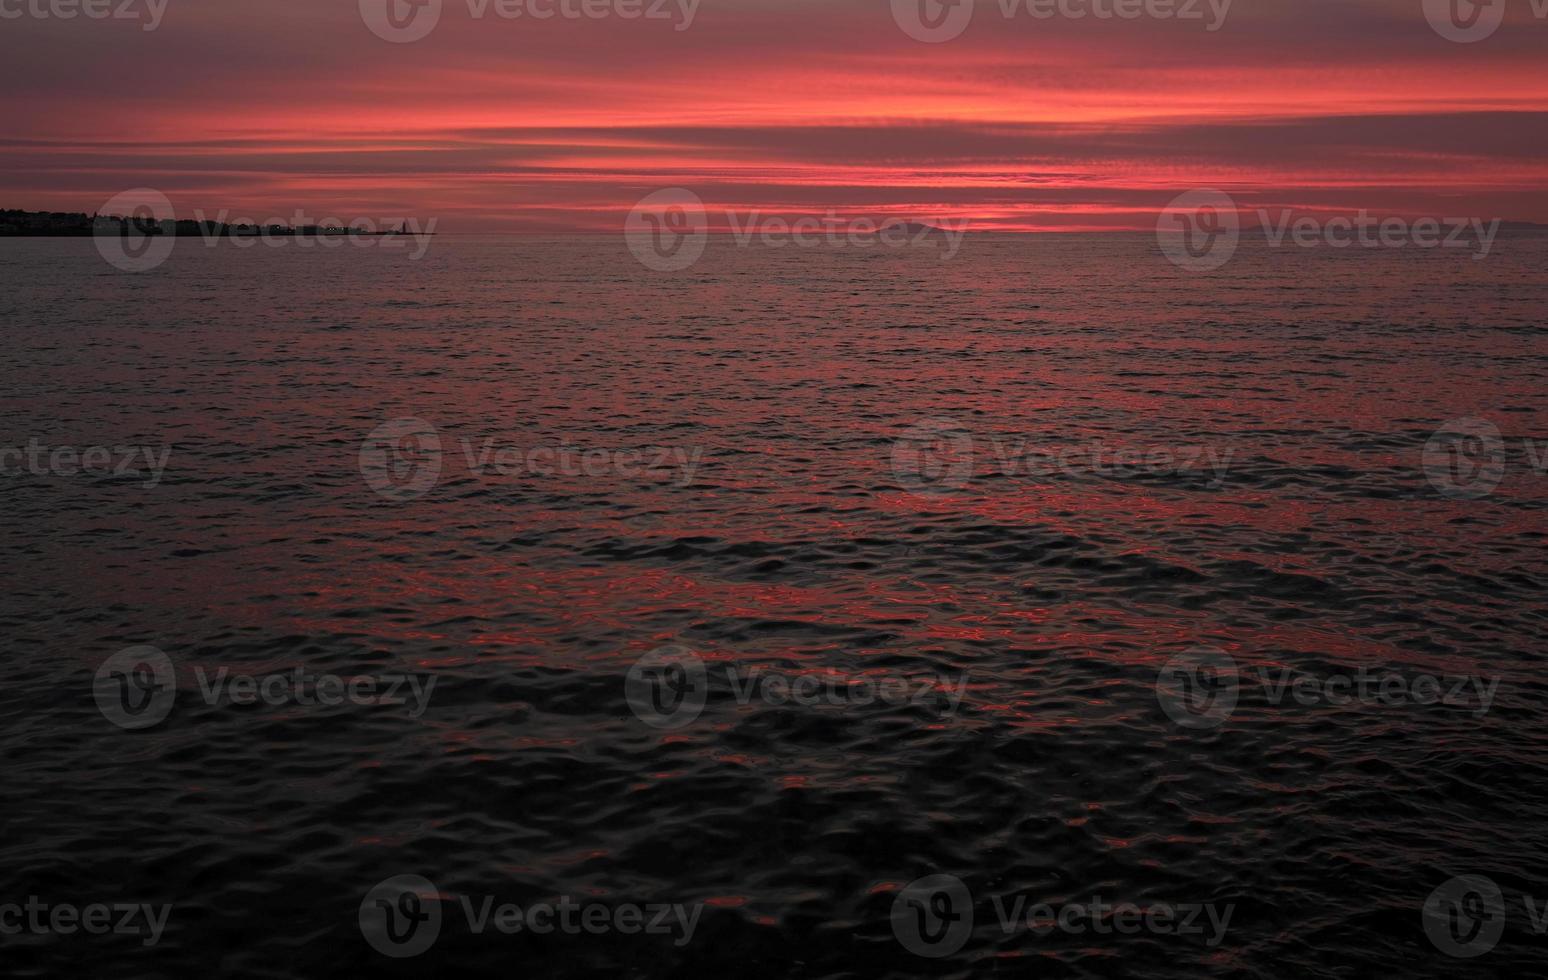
[{"x1": 1, "y1": 232, "x2": 1545, "y2": 977}]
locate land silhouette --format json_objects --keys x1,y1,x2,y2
[{"x1": 0, "y1": 209, "x2": 426, "y2": 237}]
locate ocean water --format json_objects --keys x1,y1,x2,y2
[{"x1": 1, "y1": 233, "x2": 1546, "y2": 977}]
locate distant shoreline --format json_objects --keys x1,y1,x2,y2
[
  {"x1": 0, "y1": 209, "x2": 430, "y2": 238},
  {"x1": 3, "y1": 207, "x2": 1545, "y2": 238}
]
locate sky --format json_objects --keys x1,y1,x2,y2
[{"x1": 2, "y1": 0, "x2": 1546, "y2": 231}]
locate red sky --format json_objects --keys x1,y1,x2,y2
[{"x1": 3, "y1": 0, "x2": 1547, "y2": 231}]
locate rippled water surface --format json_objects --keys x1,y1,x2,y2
[{"x1": 2, "y1": 235, "x2": 1546, "y2": 977}]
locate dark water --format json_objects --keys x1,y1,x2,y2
[{"x1": 2, "y1": 234, "x2": 1546, "y2": 978}]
